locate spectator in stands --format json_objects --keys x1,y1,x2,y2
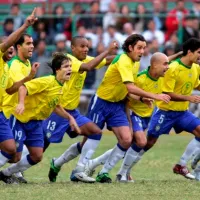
[
  {"x1": 163, "y1": 44, "x2": 176, "y2": 57},
  {"x1": 148, "y1": 38, "x2": 160, "y2": 53},
  {"x1": 10, "y1": 3, "x2": 25, "y2": 31},
  {"x1": 82, "y1": 1, "x2": 103, "y2": 31},
  {"x1": 134, "y1": 3, "x2": 150, "y2": 33},
  {"x1": 190, "y1": 0, "x2": 200, "y2": 18},
  {"x1": 55, "y1": 33, "x2": 67, "y2": 53},
  {"x1": 100, "y1": 0, "x2": 112, "y2": 13},
  {"x1": 116, "y1": 4, "x2": 132, "y2": 31},
  {"x1": 182, "y1": 16, "x2": 199, "y2": 42},
  {"x1": 143, "y1": 19, "x2": 165, "y2": 45},
  {"x1": 151, "y1": 0, "x2": 166, "y2": 31},
  {"x1": 31, "y1": 39, "x2": 52, "y2": 77},
  {"x1": 64, "y1": 3, "x2": 84, "y2": 41},
  {"x1": 103, "y1": 25, "x2": 124, "y2": 47},
  {"x1": 139, "y1": 41, "x2": 152, "y2": 71},
  {"x1": 123, "y1": 22, "x2": 137, "y2": 38},
  {"x1": 3, "y1": 18, "x2": 14, "y2": 36},
  {"x1": 165, "y1": 32, "x2": 181, "y2": 52},
  {"x1": 52, "y1": 4, "x2": 66, "y2": 35},
  {"x1": 32, "y1": 20, "x2": 52, "y2": 44},
  {"x1": 103, "y1": 1, "x2": 119, "y2": 30},
  {"x1": 165, "y1": 0, "x2": 189, "y2": 41}
]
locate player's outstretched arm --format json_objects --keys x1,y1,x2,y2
[
  {"x1": 168, "y1": 51, "x2": 183, "y2": 62},
  {"x1": 0, "y1": 8, "x2": 37, "y2": 53},
  {"x1": 163, "y1": 92, "x2": 200, "y2": 103},
  {"x1": 54, "y1": 105, "x2": 81, "y2": 134},
  {"x1": 6, "y1": 62, "x2": 40, "y2": 95},
  {"x1": 128, "y1": 94, "x2": 154, "y2": 108},
  {"x1": 15, "y1": 85, "x2": 27, "y2": 115},
  {"x1": 79, "y1": 41, "x2": 118, "y2": 72},
  {"x1": 125, "y1": 82, "x2": 171, "y2": 103}
]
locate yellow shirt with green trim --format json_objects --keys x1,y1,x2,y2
[
  {"x1": 157, "y1": 58, "x2": 200, "y2": 111},
  {"x1": 13, "y1": 75, "x2": 64, "y2": 123},
  {"x1": 0, "y1": 50, "x2": 13, "y2": 112},
  {"x1": 97, "y1": 53, "x2": 140, "y2": 102},
  {"x1": 2, "y1": 56, "x2": 31, "y2": 118},
  {"x1": 60, "y1": 54, "x2": 106, "y2": 110},
  {"x1": 128, "y1": 67, "x2": 163, "y2": 117}
]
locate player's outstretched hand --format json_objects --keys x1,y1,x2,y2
[
  {"x1": 15, "y1": 103, "x2": 25, "y2": 115},
  {"x1": 107, "y1": 41, "x2": 119, "y2": 54},
  {"x1": 155, "y1": 94, "x2": 171, "y2": 103},
  {"x1": 142, "y1": 97, "x2": 154, "y2": 108},
  {"x1": 69, "y1": 117, "x2": 81, "y2": 134},
  {"x1": 188, "y1": 95, "x2": 200, "y2": 103},
  {"x1": 29, "y1": 62, "x2": 40, "y2": 79},
  {"x1": 24, "y1": 8, "x2": 38, "y2": 27}
]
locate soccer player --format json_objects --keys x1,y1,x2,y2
[
  {"x1": 84, "y1": 52, "x2": 169, "y2": 182},
  {"x1": 111, "y1": 38, "x2": 200, "y2": 181},
  {"x1": 44, "y1": 36, "x2": 118, "y2": 183},
  {"x1": 0, "y1": 53, "x2": 80, "y2": 184},
  {"x1": 77, "y1": 34, "x2": 170, "y2": 183},
  {"x1": 0, "y1": 9, "x2": 38, "y2": 173}
]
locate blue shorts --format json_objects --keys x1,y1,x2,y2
[
  {"x1": 131, "y1": 112, "x2": 150, "y2": 132},
  {"x1": 147, "y1": 109, "x2": 200, "y2": 138},
  {"x1": 11, "y1": 118, "x2": 44, "y2": 152},
  {"x1": 0, "y1": 112, "x2": 14, "y2": 143},
  {"x1": 87, "y1": 95, "x2": 129, "y2": 130},
  {"x1": 43, "y1": 109, "x2": 91, "y2": 143}
]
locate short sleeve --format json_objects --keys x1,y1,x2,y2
[
  {"x1": 67, "y1": 54, "x2": 82, "y2": 73},
  {"x1": 9, "y1": 61, "x2": 27, "y2": 81}
]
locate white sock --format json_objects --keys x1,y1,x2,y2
[
  {"x1": 2, "y1": 156, "x2": 32, "y2": 176},
  {"x1": 100, "y1": 145, "x2": 126, "y2": 174},
  {"x1": 75, "y1": 139, "x2": 100, "y2": 171},
  {"x1": 117, "y1": 147, "x2": 139, "y2": 176},
  {"x1": 0, "y1": 152, "x2": 9, "y2": 168},
  {"x1": 179, "y1": 138, "x2": 200, "y2": 166},
  {"x1": 91, "y1": 149, "x2": 113, "y2": 169},
  {"x1": 54, "y1": 143, "x2": 80, "y2": 168},
  {"x1": 127, "y1": 149, "x2": 145, "y2": 175},
  {"x1": 22, "y1": 145, "x2": 29, "y2": 157}
]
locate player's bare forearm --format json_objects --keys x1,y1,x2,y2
[
  {"x1": 128, "y1": 93, "x2": 140, "y2": 101},
  {"x1": 168, "y1": 51, "x2": 183, "y2": 62},
  {"x1": 6, "y1": 76, "x2": 33, "y2": 95},
  {"x1": 163, "y1": 92, "x2": 189, "y2": 101},
  {"x1": 105, "y1": 55, "x2": 115, "y2": 65},
  {"x1": 18, "y1": 85, "x2": 27, "y2": 104},
  {"x1": 54, "y1": 105, "x2": 71, "y2": 120}
]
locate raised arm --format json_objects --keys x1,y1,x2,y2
[
  {"x1": 6, "y1": 62, "x2": 40, "y2": 95},
  {"x1": 79, "y1": 41, "x2": 118, "y2": 72},
  {"x1": 168, "y1": 51, "x2": 183, "y2": 62},
  {"x1": 54, "y1": 105, "x2": 81, "y2": 134},
  {"x1": 0, "y1": 8, "x2": 37, "y2": 53}
]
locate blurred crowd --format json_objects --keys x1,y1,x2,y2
[{"x1": 2, "y1": 0, "x2": 200, "y2": 89}]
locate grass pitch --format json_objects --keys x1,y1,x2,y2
[{"x1": 0, "y1": 132, "x2": 200, "y2": 200}]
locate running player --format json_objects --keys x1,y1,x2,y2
[
  {"x1": 111, "y1": 38, "x2": 200, "y2": 181},
  {"x1": 0, "y1": 8, "x2": 38, "y2": 174},
  {"x1": 77, "y1": 34, "x2": 170, "y2": 183},
  {"x1": 44, "y1": 36, "x2": 118, "y2": 183},
  {"x1": 0, "y1": 53, "x2": 81, "y2": 184}
]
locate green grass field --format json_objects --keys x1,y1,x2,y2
[{"x1": 1, "y1": 133, "x2": 200, "y2": 200}]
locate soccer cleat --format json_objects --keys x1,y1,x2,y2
[
  {"x1": 127, "y1": 174, "x2": 135, "y2": 183},
  {"x1": 70, "y1": 170, "x2": 79, "y2": 182},
  {"x1": 16, "y1": 176, "x2": 28, "y2": 184},
  {"x1": 48, "y1": 158, "x2": 61, "y2": 182},
  {"x1": 0, "y1": 171, "x2": 16, "y2": 184},
  {"x1": 96, "y1": 173, "x2": 112, "y2": 183},
  {"x1": 191, "y1": 153, "x2": 200, "y2": 170},
  {"x1": 74, "y1": 171, "x2": 96, "y2": 183},
  {"x1": 173, "y1": 164, "x2": 195, "y2": 179},
  {"x1": 115, "y1": 174, "x2": 128, "y2": 183},
  {"x1": 85, "y1": 160, "x2": 95, "y2": 177}
]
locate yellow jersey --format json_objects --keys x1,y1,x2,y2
[
  {"x1": 3, "y1": 56, "x2": 31, "y2": 118},
  {"x1": 128, "y1": 67, "x2": 163, "y2": 117},
  {"x1": 14, "y1": 75, "x2": 63, "y2": 123},
  {"x1": 60, "y1": 54, "x2": 106, "y2": 110},
  {"x1": 97, "y1": 53, "x2": 140, "y2": 102},
  {"x1": 157, "y1": 58, "x2": 200, "y2": 111},
  {"x1": 0, "y1": 50, "x2": 13, "y2": 112}
]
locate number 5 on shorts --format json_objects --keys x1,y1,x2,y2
[{"x1": 158, "y1": 114, "x2": 165, "y2": 124}]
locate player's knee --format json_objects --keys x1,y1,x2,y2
[
  {"x1": 120, "y1": 137, "x2": 132, "y2": 149},
  {"x1": 4, "y1": 148, "x2": 16, "y2": 156},
  {"x1": 29, "y1": 154, "x2": 43, "y2": 163},
  {"x1": 137, "y1": 139, "x2": 147, "y2": 148}
]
